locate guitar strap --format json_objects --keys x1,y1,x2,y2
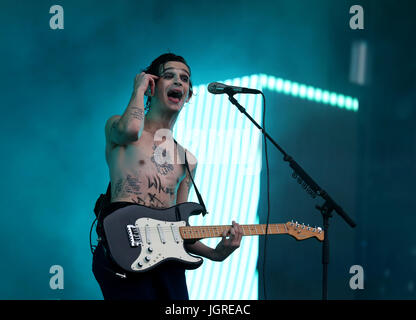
[{"x1": 183, "y1": 144, "x2": 208, "y2": 216}]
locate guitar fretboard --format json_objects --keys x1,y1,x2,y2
[{"x1": 179, "y1": 223, "x2": 288, "y2": 240}]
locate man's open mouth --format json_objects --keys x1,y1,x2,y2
[{"x1": 167, "y1": 88, "x2": 183, "y2": 104}]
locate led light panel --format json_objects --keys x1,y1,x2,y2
[{"x1": 173, "y1": 74, "x2": 359, "y2": 300}]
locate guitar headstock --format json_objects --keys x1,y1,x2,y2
[{"x1": 285, "y1": 221, "x2": 324, "y2": 241}]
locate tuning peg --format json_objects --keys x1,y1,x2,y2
[
  {"x1": 307, "y1": 224, "x2": 311, "y2": 230},
  {"x1": 317, "y1": 227, "x2": 322, "y2": 233}
]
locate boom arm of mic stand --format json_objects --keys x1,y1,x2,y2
[{"x1": 227, "y1": 94, "x2": 356, "y2": 228}]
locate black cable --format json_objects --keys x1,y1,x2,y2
[
  {"x1": 260, "y1": 92, "x2": 271, "y2": 300},
  {"x1": 89, "y1": 217, "x2": 97, "y2": 254}
]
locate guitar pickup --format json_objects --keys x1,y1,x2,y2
[
  {"x1": 157, "y1": 224, "x2": 166, "y2": 244},
  {"x1": 126, "y1": 225, "x2": 142, "y2": 247},
  {"x1": 171, "y1": 223, "x2": 181, "y2": 244}
]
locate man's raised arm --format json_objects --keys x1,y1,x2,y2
[{"x1": 105, "y1": 72, "x2": 159, "y2": 145}]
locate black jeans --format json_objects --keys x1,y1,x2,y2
[{"x1": 92, "y1": 202, "x2": 189, "y2": 300}]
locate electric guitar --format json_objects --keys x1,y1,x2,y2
[{"x1": 102, "y1": 202, "x2": 324, "y2": 273}]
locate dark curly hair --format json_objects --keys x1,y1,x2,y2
[{"x1": 142, "y1": 53, "x2": 193, "y2": 113}]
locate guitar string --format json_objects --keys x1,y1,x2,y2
[
  {"x1": 128, "y1": 224, "x2": 319, "y2": 241},
  {"x1": 131, "y1": 224, "x2": 285, "y2": 231},
  {"x1": 128, "y1": 224, "x2": 319, "y2": 235},
  {"x1": 131, "y1": 224, "x2": 289, "y2": 232},
  {"x1": 130, "y1": 224, "x2": 289, "y2": 236}
]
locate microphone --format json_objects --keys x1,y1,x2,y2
[{"x1": 208, "y1": 82, "x2": 262, "y2": 95}]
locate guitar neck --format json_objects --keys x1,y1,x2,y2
[{"x1": 179, "y1": 223, "x2": 288, "y2": 240}]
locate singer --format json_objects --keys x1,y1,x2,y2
[{"x1": 92, "y1": 53, "x2": 243, "y2": 300}]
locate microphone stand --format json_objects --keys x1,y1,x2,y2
[{"x1": 226, "y1": 92, "x2": 356, "y2": 300}]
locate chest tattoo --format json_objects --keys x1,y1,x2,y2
[
  {"x1": 147, "y1": 175, "x2": 176, "y2": 195},
  {"x1": 151, "y1": 144, "x2": 174, "y2": 175},
  {"x1": 113, "y1": 174, "x2": 142, "y2": 197}
]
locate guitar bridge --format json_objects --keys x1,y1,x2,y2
[{"x1": 126, "y1": 225, "x2": 142, "y2": 247}]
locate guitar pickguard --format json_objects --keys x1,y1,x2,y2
[{"x1": 130, "y1": 218, "x2": 202, "y2": 272}]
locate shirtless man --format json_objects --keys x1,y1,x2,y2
[{"x1": 92, "y1": 53, "x2": 243, "y2": 300}]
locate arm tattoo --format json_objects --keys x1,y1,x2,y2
[{"x1": 129, "y1": 107, "x2": 144, "y2": 121}]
